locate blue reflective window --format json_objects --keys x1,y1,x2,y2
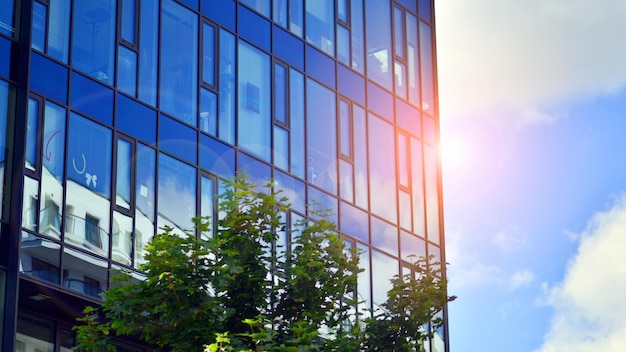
[
  {"x1": 353, "y1": 105, "x2": 368, "y2": 208},
  {"x1": 339, "y1": 159, "x2": 354, "y2": 202},
  {"x1": 397, "y1": 0, "x2": 417, "y2": 14},
  {"x1": 273, "y1": 0, "x2": 287, "y2": 28},
  {"x1": 371, "y1": 216, "x2": 398, "y2": 256},
  {"x1": 340, "y1": 201, "x2": 368, "y2": 243},
  {"x1": 202, "y1": 23, "x2": 216, "y2": 86},
  {"x1": 305, "y1": 0, "x2": 334, "y2": 57},
  {"x1": 138, "y1": 0, "x2": 158, "y2": 105},
  {"x1": 350, "y1": 0, "x2": 364, "y2": 73},
  {"x1": 393, "y1": 5, "x2": 405, "y2": 59},
  {"x1": 368, "y1": 113, "x2": 396, "y2": 222},
  {"x1": 274, "y1": 63, "x2": 287, "y2": 125},
  {"x1": 121, "y1": 0, "x2": 136, "y2": 44},
  {"x1": 26, "y1": 98, "x2": 39, "y2": 171},
  {"x1": 307, "y1": 185, "x2": 337, "y2": 225},
  {"x1": 72, "y1": 0, "x2": 116, "y2": 85},
  {"x1": 398, "y1": 132, "x2": 409, "y2": 188},
  {"x1": 48, "y1": 0, "x2": 71, "y2": 63},
  {"x1": 338, "y1": 0, "x2": 349, "y2": 23},
  {"x1": 371, "y1": 250, "x2": 398, "y2": 307},
  {"x1": 306, "y1": 45, "x2": 335, "y2": 89},
  {"x1": 395, "y1": 60, "x2": 407, "y2": 100},
  {"x1": 199, "y1": 134, "x2": 235, "y2": 178},
  {"x1": 160, "y1": 0, "x2": 198, "y2": 126},
  {"x1": 32, "y1": 2, "x2": 47, "y2": 52},
  {"x1": 0, "y1": 0, "x2": 15, "y2": 37},
  {"x1": 366, "y1": 0, "x2": 392, "y2": 89},
  {"x1": 136, "y1": 143, "x2": 156, "y2": 222},
  {"x1": 274, "y1": 125, "x2": 288, "y2": 170},
  {"x1": 202, "y1": 0, "x2": 235, "y2": 31},
  {"x1": 116, "y1": 93, "x2": 157, "y2": 144},
  {"x1": 117, "y1": 45, "x2": 137, "y2": 96},
  {"x1": 419, "y1": 22, "x2": 434, "y2": 114},
  {"x1": 30, "y1": 52, "x2": 68, "y2": 104},
  {"x1": 219, "y1": 29, "x2": 236, "y2": 144},
  {"x1": 238, "y1": 5, "x2": 271, "y2": 52},
  {"x1": 0, "y1": 36, "x2": 10, "y2": 78},
  {"x1": 42, "y1": 101, "x2": 66, "y2": 180},
  {"x1": 419, "y1": 0, "x2": 432, "y2": 22},
  {"x1": 306, "y1": 79, "x2": 336, "y2": 195},
  {"x1": 237, "y1": 152, "x2": 271, "y2": 189},
  {"x1": 178, "y1": 0, "x2": 199, "y2": 10},
  {"x1": 116, "y1": 139, "x2": 132, "y2": 208},
  {"x1": 337, "y1": 24, "x2": 350, "y2": 66},
  {"x1": 367, "y1": 81, "x2": 393, "y2": 122},
  {"x1": 400, "y1": 231, "x2": 426, "y2": 262},
  {"x1": 339, "y1": 99, "x2": 351, "y2": 157},
  {"x1": 406, "y1": 13, "x2": 420, "y2": 107},
  {"x1": 410, "y1": 137, "x2": 425, "y2": 236},
  {"x1": 274, "y1": 170, "x2": 306, "y2": 214},
  {"x1": 396, "y1": 97, "x2": 421, "y2": 137},
  {"x1": 289, "y1": 69, "x2": 305, "y2": 178},
  {"x1": 289, "y1": 0, "x2": 303, "y2": 37},
  {"x1": 70, "y1": 71, "x2": 114, "y2": 125},
  {"x1": 159, "y1": 114, "x2": 197, "y2": 164},
  {"x1": 337, "y1": 64, "x2": 365, "y2": 106},
  {"x1": 424, "y1": 145, "x2": 439, "y2": 244},
  {"x1": 200, "y1": 87, "x2": 217, "y2": 135},
  {"x1": 238, "y1": 41, "x2": 271, "y2": 161},
  {"x1": 68, "y1": 113, "x2": 112, "y2": 199},
  {"x1": 158, "y1": 153, "x2": 196, "y2": 232},
  {"x1": 273, "y1": 26, "x2": 304, "y2": 70},
  {"x1": 0, "y1": 81, "x2": 8, "y2": 200},
  {"x1": 241, "y1": 0, "x2": 270, "y2": 17},
  {"x1": 200, "y1": 176, "x2": 215, "y2": 238}
]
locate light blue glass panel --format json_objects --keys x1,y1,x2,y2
[
  {"x1": 117, "y1": 45, "x2": 137, "y2": 96},
  {"x1": 371, "y1": 250, "x2": 398, "y2": 308},
  {"x1": 289, "y1": 69, "x2": 305, "y2": 178},
  {"x1": 219, "y1": 29, "x2": 236, "y2": 144},
  {"x1": 406, "y1": 13, "x2": 420, "y2": 107},
  {"x1": 116, "y1": 139, "x2": 132, "y2": 208},
  {"x1": 138, "y1": 0, "x2": 158, "y2": 105},
  {"x1": 424, "y1": 145, "x2": 439, "y2": 245},
  {"x1": 337, "y1": 24, "x2": 350, "y2": 66},
  {"x1": 121, "y1": 0, "x2": 135, "y2": 44},
  {"x1": 72, "y1": 0, "x2": 116, "y2": 84},
  {"x1": 305, "y1": 0, "x2": 334, "y2": 57},
  {"x1": 203, "y1": 23, "x2": 215, "y2": 85},
  {"x1": 338, "y1": 0, "x2": 348, "y2": 23},
  {"x1": 32, "y1": 2, "x2": 47, "y2": 52},
  {"x1": 158, "y1": 153, "x2": 196, "y2": 233},
  {"x1": 366, "y1": 0, "x2": 392, "y2": 89},
  {"x1": 339, "y1": 99, "x2": 351, "y2": 157},
  {"x1": 410, "y1": 137, "x2": 425, "y2": 237},
  {"x1": 356, "y1": 243, "x2": 371, "y2": 313},
  {"x1": 200, "y1": 87, "x2": 217, "y2": 135},
  {"x1": 62, "y1": 247, "x2": 108, "y2": 296},
  {"x1": 240, "y1": 0, "x2": 270, "y2": 17},
  {"x1": 160, "y1": 0, "x2": 198, "y2": 125},
  {"x1": 398, "y1": 132, "x2": 409, "y2": 187},
  {"x1": 419, "y1": 0, "x2": 432, "y2": 22},
  {"x1": 42, "y1": 102, "x2": 65, "y2": 180},
  {"x1": 371, "y1": 216, "x2": 398, "y2": 256},
  {"x1": 420, "y1": 22, "x2": 434, "y2": 114},
  {"x1": 112, "y1": 211, "x2": 132, "y2": 265},
  {"x1": 340, "y1": 201, "x2": 367, "y2": 242},
  {"x1": 273, "y1": 0, "x2": 288, "y2": 28},
  {"x1": 289, "y1": 0, "x2": 303, "y2": 37},
  {"x1": 393, "y1": 5, "x2": 405, "y2": 59},
  {"x1": 274, "y1": 125, "x2": 289, "y2": 171},
  {"x1": 350, "y1": 0, "x2": 364, "y2": 73},
  {"x1": 238, "y1": 41, "x2": 271, "y2": 161},
  {"x1": 307, "y1": 185, "x2": 337, "y2": 225},
  {"x1": 26, "y1": 98, "x2": 39, "y2": 171},
  {"x1": 20, "y1": 233, "x2": 61, "y2": 284},
  {"x1": 306, "y1": 79, "x2": 337, "y2": 195},
  {"x1": 134, "y1": 143, "x2": 155, "y2": 266},
  {"x1": 339, "y1": 159, "x2": 353, "y2": 202},
  {"x1": 200, "y1": 176, "x2": 214, "y2": 239},
  {"x1": 48, "y1": 0, "x2": 71, "y2": 63},
  {"x1": 353, "y1": 105, "x2": 368, "y2": 208},
  {"x1": 274, "y1": 63, "x2": 287, "y2": 124},
  {"x1": 400, "y1": 230, "x2": 426, "y2": 262},
  {"x1": 0, "y1": 0, "x2": 15, "y2": 36},
  {"x1": 368, "y1": 113, "x2": 396, "y2": 222},
  {"x1": 395, "y1": 60, "x2": 407, "y2": 100},
  {"x1": 399, "y1": 190, "x2": 412, "y2": 231}
]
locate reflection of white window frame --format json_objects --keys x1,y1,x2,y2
[
  {"x1": 41, "y1": 198, "x2": 61, "y2": 236},
  {"x1": 85, "y1": 214, "x2": 102, "y2": 248}
]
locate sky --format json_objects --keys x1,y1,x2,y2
[{"x1": 435, "y1": 1, "x2": 626, "y2": 351}]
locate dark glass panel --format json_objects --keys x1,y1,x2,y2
[
  {"x1": 62, "y1": 246, "x2": 108, "y2": 297},
  {"x1": 71, "y1": 0, "x2": 116, "y2": 84},
  {"x1": 121, "y1": 0, "x2": 136, "y2": 44},
  {"x1": 70, "y1": 71, "x2": 114, "y2": 125},
  {"x1": 340, "y1": 201, "x2": 368, "y2": 243},
  {"x1": 199, "y1": 133, "x2": 235, "y2": 178},
  {"x1": 202, "y1": 0, "x2": 236, "y2": 31},
  {"x1": 307, "y1": 185, "x2": 338, "y2": 225},
  {"x1": 367, "y1": 81, "x2": 393, "y2": 122},
  {"x1": 26, "y1": 98, "x2": 39, "y2": 170},
  {"x1": 30, "y1": 52, "x2": 68, "y2": 103},
  {"x1": 306, "y1": 45, "x2": 336, "y2": 89},
  {"x1": 116, "y1": 93, "x2": 157, "y2": 144},
  {"x1": 20, "y1": 233, "x2": 61, "y2": 285},
  {"x1": 178, "y1": 0, "x2": 199, "y2": 10},
  {"x1": 117, "y1": 45, "x2": 137, "y2": 96},
  {"x1": 274, "y1": 63, "x2": 287, "y2": 124},
  {"x1": 273, "y1": 25, "x2": 304, "y2": 70},
  {"x1": 0, "y1": 36, "x2": 10, "y2": 78},
  {"x1": 32, "y1": 2, "x2": 47, "y2": 52},
  {"x1": 16, "y1": 314, "x2": 55, "y2": 352},
  {"x1": 337, "y1": 64, "x2": 365, "y2": 106},
  {"x1": 159, "y1": 114, "x2": 198, "y2": 164},
  {"x1": 419, "y1": 0, "x2": 432, "y2": 22},
  {"x1": 238, "y1": 4, "x2": 271, "y2": 51},
  {"x1": 0, "y1": 0, "x2": 15, "y2": 37},
  {"x1": 350, "y1": 0, "x2": 364, "y2": 73}
]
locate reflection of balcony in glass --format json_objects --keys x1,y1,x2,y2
[
  {"x1": 40, "y1": 199, "x2": 61, "y2": 238},
  {"x1": 64, "y1": 213, "x2": 109, "y2": 256}
]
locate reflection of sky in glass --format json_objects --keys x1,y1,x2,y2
[
  {"x1": 368, "y1": 113, "x2": 397, "y2": 222},
  {"x1": 158, "y1": 153, "x2": 196, "y2": 231},
  {"x1": 43, "y1": 101, "x2": 66, "y2": 180}
]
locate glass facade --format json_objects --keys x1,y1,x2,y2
[{"x1": 0, "y1": 0, "x2": 445, "y2": 350}]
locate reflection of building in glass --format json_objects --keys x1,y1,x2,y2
[{"x1": 0, "y1": 0, "x2": 446, "y2": 350}]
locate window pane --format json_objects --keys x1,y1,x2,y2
[
  {"x1": 16, "y1": 314, "x2": 55, "y2": 352},
  {"x1": 350, "y1": 0, "x2": 364, "y2": 73},
  {"x1": 395, "y1": 60, "x2": 407, "y2": 100},
  {"x1": 22, "y1": 177, "x2": 39, "y2": 231},
  {"x1": 371, "y1": 250, "x2": 397, "y2": 309},
  {"x1": 20, "y1": 233, "x2": 61, "y2": 284},
  {"x1": 399, "y1": 189, "x2": 412, "y2": 230},
  {"x1": 121, "y1": 0, "x2": 136, "y2": 44},
  {"x1": 368, "y1": 114, "x2": 397, "y2": 222},
  {"x1": 371, "y1": 216, "x2": 398, "y2": 256},
  {"x1": 158, "y1": 153, "x2": 196, "y2": 234},
  {"x1": 135, "y1": 143, "x2": 155, "y2": 266},
  {"x1": 0, "y1": 0, "x2": 15, "y2": 36},
  {"x1": 289, "y1": 69, "x2": 305, "y2": 178},
  {"x1": 238, "y1": 41, "x2": 271, "y2": 161},
  {"x1": 116, "y1": 139, "x2": 132, "y2": 208},
  {"x1": 203, "y1": 23, "x2": 215, "y2": 85},
  {"x1": 339, "y1": 99, "x2": 351, "y2": 157},
  {"x1": 410, "y1": 137, "x2": 425, "y2": 236},
  {"x1": 273, "y1": 0, "x2": 287, "y2": 28},
  {"x1": 62, "y1": 246, "x2": 108, "y2": 297},
  {"x1": 357, "y1": 243, "x2": 371, "y2": 313},
  {"x1": 200, "y1": 87, "x2": 217, "y2": 135},
  {"x1": 26, "y1": 98, "x2": 39, "y2": 171},
  {"x1": 393, "y1": 6, "x2": 405, "y2": 58},
  {"x1": 66, "y1": 113, "x2": 112, "y2": 257},
  {"x1": 406, "y1": 13, "x2": 420, "y2": 107},
  {"x1": 353, "y1": 105, "x2": 368, "y2": 208},
  {"x1": 138, "y1": 0, "x2": 158, "y2": 105},
  {"x1": 420, "y1": 22, "x2": 434, "y2": 113},
  {"x1": 336, "y1": 24, "x2": 350, "y2": 66},
  {"x1": 72, "y1": 0, "x2": 116, "y2": 84},
  {"x1": 338, "y1": 0, "x2": 349, "y2": 23},
  {"x1": 305, "y1": 0, "x2": 334, "y2": 56},
  {"x1": 366, "y1": 0, "x2": 392, "y2": 89},
  {"x1": 274, "y1": 63, "x2": 287, "y2": 125},
  {"x1": 274, "y1": 125, "x2": 289, "y2": 171},
  {"x1": 48, "y1": 0, "x2": 71, "y2": 63},
  {"x1": 39, "y1": 101, "x2": 65, "y2": 239},
  {"x1": 240, "y1": 0, "x2": 270, "y2": 17},
  {"x1": 32, "y1": 2, "x2": 47, "y2": 52},
  {"x1": 307, "y1": 79, "x2": 337, "y2": 194},
  {"x1": 112, "y1": 211, "x2": 132, "y2": 265},
  {"x1": 424, "y1": 145, "x2": 439, "y2": 244},
  {"x1": 400, "y1": 230, "x2": 426, "y2": 262},
  {"x1": 219, "y1": 29, "x2": 236, "y2": 144},
  {"x1": 289, "y1": 0, "x2": 303, "y2": 37},
  {"x1": 200, "y1": 176, "x2": 214, "y2": 239},
  {"x1": 160, "y1": 0, "x2": 198, "y2": 125},
  {"x1": 117, "y1": 45, "x2": 137, "y2": 96},
  {"x1": 339, "y1": 159, "x2": 354, "y2": 202},
  {"x1": 398, "y1": 132, "x2": 409, "y2": 187}
]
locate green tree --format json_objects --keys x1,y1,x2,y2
[{"x1": 74, "y1": 174, "x2": 454, "y2": 352}]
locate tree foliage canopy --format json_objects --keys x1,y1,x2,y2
[{"x1": 74, "y1": 174, "x2": 455, "y2": 352}]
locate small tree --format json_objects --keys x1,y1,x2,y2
[{"x1": 74, "y1": 174, "x2": 454, "y2": 351}]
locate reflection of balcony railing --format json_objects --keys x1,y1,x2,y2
[
  {"x1": 63, "y1": 278, "x2": 104, "y2": 298},
  {"x1": 39, "y1": 205, "x2": 62, "y2": 238},
  {"x1": 64, "y1": 213, "x2": 109, "y2": 256},
  {"x1": 112, "y1": 229, "x2": 132, "y2": 264}
]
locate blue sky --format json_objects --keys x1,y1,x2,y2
[{"x1": 435, "y1": 1, "x2": 626, "y2": 351}]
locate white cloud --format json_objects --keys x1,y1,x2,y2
[
  {"x1": 509, "y1": 269, "x2": 534, "y2": 290},
  {"x1": 535, "y1": 195, "x2": 626, "y2": 352},
  {"x1": 436, "y1": 0, "x2": 626, "y2": 124}
]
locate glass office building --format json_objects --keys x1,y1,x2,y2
[{"x1": 0, "y1": 0, "x2": 446, "y2": 350}]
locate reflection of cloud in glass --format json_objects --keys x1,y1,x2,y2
[{"x1": 158, "y1": 154, "x2": 196, "y2": 233}]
